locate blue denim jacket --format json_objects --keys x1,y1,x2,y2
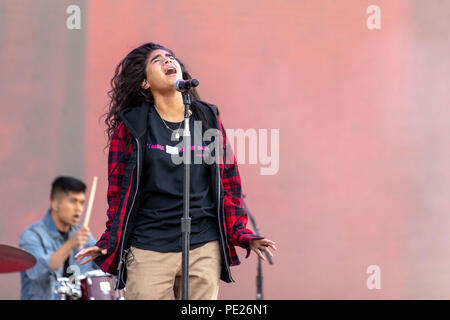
[{"x1": 19, "y1": 210, "x2": 99, "y2": 300}]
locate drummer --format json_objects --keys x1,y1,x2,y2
[{"x1": 19, "y1": 176, "x2": 99, "y2": 300}]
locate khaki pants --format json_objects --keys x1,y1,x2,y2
[{"x1": 124, "y1": 240, "x2": 221, "y2": 300}]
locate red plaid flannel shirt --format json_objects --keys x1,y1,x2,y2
[{"x1": 95, "y1": 112, "x2": 262, "y2": 275}]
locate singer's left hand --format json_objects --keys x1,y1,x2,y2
[{"x1": 250, "y1": 238, "x2": 277, "y2": 261}]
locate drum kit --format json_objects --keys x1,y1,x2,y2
[
  {"x1": 0, "y1": 244, "x2": 37, "y2": 273},
  {"x1": 1, "y1": 177, "x2": 124, "y2": 300},
  {"x1": 55, "y1": 270, "x2": 124, "y2": 300},
  {"x1": 0, "y1": 243, "x2": 124, "y2": 300}
]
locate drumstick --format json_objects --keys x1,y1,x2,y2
[{"x1": 83, "y1": 176, "x2": 98, "y2": 228}]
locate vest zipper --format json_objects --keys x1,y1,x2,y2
[
  {"x1": 115, "y1": 136, "x2": 141, "y2": 289},
  {"x1": 216, "y1": 163, "x2": 234, "y2": 282}
]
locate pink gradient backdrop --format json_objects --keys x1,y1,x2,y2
[{"x1": 1, "y1": 0, "x2": 450, "y2": 299}]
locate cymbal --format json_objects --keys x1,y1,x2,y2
[{"x1": 0, "y1": 244, "x2": 36, "y2": 273}]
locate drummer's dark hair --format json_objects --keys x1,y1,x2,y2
[{"x1": 50, "y1": 176, "x2": 86, "y2": 200}]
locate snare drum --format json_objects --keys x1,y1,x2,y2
[{"x1": 79, "y1": 270, "x2": 124, "y2": 300}]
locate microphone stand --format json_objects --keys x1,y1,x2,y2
[
  {"x1": 181, "y1": 90, "x2": 192, "y2": 300},
  {"x1": 243, "y1": 194, "x2": 273, "y2": 300}
]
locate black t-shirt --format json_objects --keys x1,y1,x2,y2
[
  {"x1": 130, "y1": 106, "x2": 219, "y2": 252},
  {"x1": 58, "y1": 231, "x2": 72, "y2": 277}
]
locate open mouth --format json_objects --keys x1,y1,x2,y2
[{"x1": 165, "y1": 66, "x2": 177, "y2": 75}]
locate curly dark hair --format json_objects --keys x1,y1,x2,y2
[{"x1": 102, "y1": 42, "x2": 215, "y2": 149}]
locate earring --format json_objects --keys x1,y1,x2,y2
[{"x1": 142, "y1": 80, "x2": 149, "y2": 89}]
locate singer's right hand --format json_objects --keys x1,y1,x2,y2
[{"x1": 74, "y1": 246, "x2": 107, "y2": 265}]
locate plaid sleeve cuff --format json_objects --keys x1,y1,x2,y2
[{"x1": 95, "y1": 238, "x2": 108, "y2": 250}]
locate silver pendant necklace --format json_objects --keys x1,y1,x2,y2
[{"x1": 155, "y1": 105, "x2": 192, "y2": 139}]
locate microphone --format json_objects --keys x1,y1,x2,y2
[{"x1": 175, "y1": 78, "x2": 199, "y2": 92}]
